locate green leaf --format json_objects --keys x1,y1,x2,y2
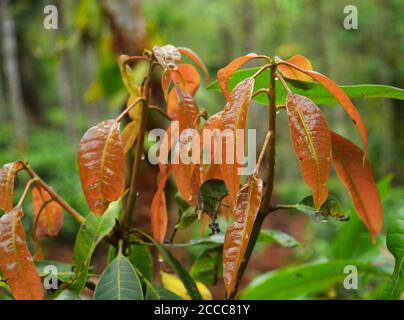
[
  {"x1": 54, "y1": 202, "x2": 119, "y2": 299},
  {"x1": 207, "y1": 67, "x2": 404, "y2": 106},
  {"x1": 240, "y1": 260, "x2": 388, "y2": 300},
  {"x1": 94, "y1": 254, "x2": 143, "y2": 300},
  {"x1": 296, "y1": 194, "x2": 348, "y2": 221},
  {"x1": 140, "y1": 231, "x2": 203, "y2": 300},
  {"x1": 198, "y1": 179, "x2": 228, "y2": 215},
  {"x1": 191, "y1": 248, "x2": 222, "y2": 285},
  {"x1": 258, "y1": 229, "x2": 301, "y2": 248},
  {"x1": 35, "y1": 261, "x2": 74, "y2": 282},
  {"x1": 175, "y1": 207, "x2": 198, "y2": 230},
  {"x1": 145, "y1": 285, "x2": 183, "y2": 300},
  {"x1": 381, "y1": 217, "x2": 404, "y2": 300},
  {"x1": 129, "y1": 244, "x2": 153, "y2": 282}
]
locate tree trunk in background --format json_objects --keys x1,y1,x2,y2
[
  {"x1": 56, "y1": 0, "x2": 80, "y2": 143},
  {"x1": 241, "y1": 0, "x2": 254, "y2": 54},
  {"x1": 102, "y1": 0, "x2": 146, "y2": 55},
  {"x1": 0, "y1": 0, "x2": 27, "y2": 149}
]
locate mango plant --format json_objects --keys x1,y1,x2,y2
[{"x1": 1, "y1": 45, "x2": 404, "y2": 300}]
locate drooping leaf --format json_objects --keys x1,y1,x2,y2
[
  {"x1": 77, "y1": 119, "x2": 125, "y2": 215},
  {"x1": 32, "y1": 186, "x2": 64, "y2": 238},
  {"x1": 177, "y1": 47, "x2": 210, "y2": 84},
  {"x1": 140, "y1": 232, "x2": 202, "y2": 300},
  {"x1": 121, "y1": 96, "x2": 142, "y2": 153},
  {"x1": 380, "y1": 216, "x2": 404, "y2": 300},
  {"x1": 160, "y1": 271, "x2": 212, "y2": 300},
  {"x1": 277, "y1": 55, "x2": 313, "y2": 82},
  {"x1": 299, "y1": 68, "x2": 368, "y2": 154},
  {"x1": 94, "y1": 253, "x2": 143, "y2": 300},
  {"x1": 0, "y1": 207, "x2": 43, "y2": 300},
  {"x1": 223, "y1": 174, "x2": 263, "y2": 296},
  {"x1": 286, "y1": 92, "x2": 331, "y2": 210},
  {"x1": 240, "y1": 260, "x2": 388, "y2": 300},
  {"x1": 198, "y1": 179, "x2": 228, "y2": 216},
  {"x1": 0, "y1": 161, "x2": 23, "y2": 212},
  {"x1": 191, "y1": 247, "x2": 222, "y2": 286},
  {"x1": 173, "y1": 86, "x2": 201, "y2": 205},
  {"x1": 150, "y1": 167, "x2": 171, "y2": 242},
  {"x1": 128, "y1": 244, "x2": 153, "y2": 282},
  {"x1": 167, "y1": 64, "x2": 201, "y2": 119},
  {"x1": 217, "y1": 53, "x2": 259, "y2": 101},
  {"x1": 297, "y1": 194, "x2": 348, "y2": 222},
  {"x1": 54, "y1": 202, "x2": 118, "y2": 299},
  {"x1": 221, "y1": 77, "x2": 255, "y2": 202},
  {"x1": 258, "y1": 229, "x2": 301, "y2": 248},
  {"x1": 331, "y1": 131, "x2": 382, "y2": 242},
  {"x1": 208, "y1": 67, "x2": 404, "y2": 106}
]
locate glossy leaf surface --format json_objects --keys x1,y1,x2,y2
[
  {"x1": 223, "y1": 174, "x2": 263, "y2": 296},
  {"x1": 331, "y1": 131, "x2": 382, "y2": 242},
  {"x1": 0, "y1": 207, "x2": 43, "y2": 300},
  {"x1": 77, "y1": 119, "x2": 125, "y2": 215},
  {"x1": 0, "y1": 161, "x2": 23, "y2": 212}
]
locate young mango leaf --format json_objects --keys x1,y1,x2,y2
[
  {"x1": 217, "y1": 53, "x2": 259, "y2": 101},
  {"x1": 160, "y1": 271, "x2": 212, "y2": 300},
  {"x1": 55, "y1": 202, "x2": 118, "y2": 299},
  {"x1": 32, "y1": 186, "x2": 64, "y2": 238},
  {"x1": 277, "y1": 55, "x2": 313, "y2": 82},
  {"x1": 150, "y1": 168, "x2": 171, "y2": 242},
  {"x1": 198, "y1": 179, "x2": 228, "y2": 216},
  {"x1": 191, "y1": 247, "x2": 222, "y2": 286},
  {"x1": 223, "y1": 174, "x2": 263, "y2": 297},
  {"x1": 0, "y1": 207, "x2": 43, "y2": 300},
  {"x1": 140, "y1": 232, "x2": 202, "y2": 300},
  {"x1": 221, "y1": 77, "x2": 255, "y2": 202},
  {"x1": 128, "y1": 244, "x2": 153, "y2": 282},
  {"x1": 0, "y1": 161, "x2": 23, "y2": 212},
  {"x1": 286, "y1": 92, "x2": 331, "y2": 210},
  {"x1": 167, "y1": 64, "x2": 200, "y2": 119},
  {"x1": 380, "y1": 216, "x2": 404, "y2": 300},
  {"x1": 173, "y1": 86, "x2": 200, "y2": 205},
  {"x1": 297, "y1": 194, "x2": 348, "y2": 222},
  {"x1": 240, "y1": 260, "x2": 388, "y2": 300},
  {"x1": 331, "y1": 131, "x2": 382, "y2": 242},
  {"x1": 298, "y1": 68, "x2": 369, "y2": 154},
  {"x1": 94, "y1": 253, "x2": 143, "y2": 300},
  {"x1": 258, "y1": 229, "x2": 301, "y2": 248},
  {"x1": 177, "y1": 47, "x2": 210, "y2": 84},
  {"x1": 208, "y1": 67, "x2": 404, "y2": 106},
  {"x1": 77, "y1": 119, "x2": 125, "y2": 215}
]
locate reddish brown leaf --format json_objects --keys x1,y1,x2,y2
[
  {"x1": 177, "y1": 47, "x2": 210, "y2": 84},
  {"x1": 32, "y1": 187, "x2": 63, "y2": 238},
  {"x1": 0, "y1": 207, "x2": 43, "y2": 300},
  {"x1": 221, "y1": 77, "x2": 255, "y2": 202},
  {"x1": 167, "y1": 64, "x2": 201, "y2": 119},
  {"x1": 77, "y1": 119, "x2": 125, "y2": 215},
  {"x1": 151, "y1": 166, "x2": 172, "y2": 242},
  {"x1": 0, "y1": 161, "x2": 23, "y2": 212},
  {"x1": 281, "y1": 61, "x2": 368, "y2": 155},
  {"x1": 223, "y1": 175, "x2": 263, "y2": 297},
  {"x1": 218, "y1": 53, "x2": 258, "y2": 101},
  {"x1": 331, "y1": 131, "x2": 382, "y2": 242},
  {"x1": 278, "y1": 55, "x2": 313, "y2": 82},
  {"x1": 286, "y1": 93, "x2": 331, "y2": 210}
]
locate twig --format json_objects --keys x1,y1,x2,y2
[
  {"x1": 149, "y1": 105, "x2": 172, "y2": 121},
  {"x1": 116, "y1": 97, "x2": 145, "y2": 122},
  {"x1": 275, "y1": 71, "x2": 292, "y2": 94}
]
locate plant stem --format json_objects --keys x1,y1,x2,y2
[
  {"x1": 229, "y1": 65, "x2": 277, "y2": 299},
  {"x1": 121, "y1": 60, "x2": 155, "y2": 229},
  {"x1": 16, "y1": 178, "x2": 38, "y2": 207},
  {"x1": 22, "y1": 162, "x2": 85, "y2": 224}
]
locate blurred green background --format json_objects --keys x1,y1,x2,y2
[{"x1": 0, "y1": 0, "x2": 403, "y2": 299}]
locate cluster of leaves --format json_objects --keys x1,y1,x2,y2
[{"x1": 1, "y1": 44, "x2": 404, "y2": 300}]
